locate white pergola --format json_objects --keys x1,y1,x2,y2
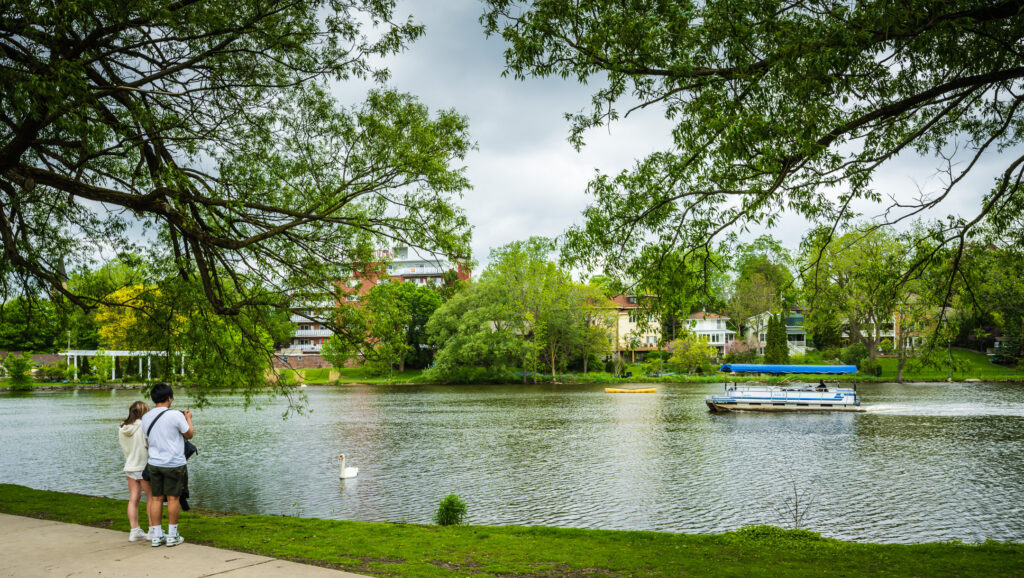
[{"x1": 59, "y1": 350, "x2": 186, "y2": 381}]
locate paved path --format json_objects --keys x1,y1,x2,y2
[{"x1": 0, "y1": 513, "x2": 368, "y2": 577}]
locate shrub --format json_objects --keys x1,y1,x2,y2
[
  {"x1": 821, "y1": 346, "x2": 840, "y2": 361},
  {"x1": 92, "y1": 351, "x2": 113, "y2": 384},
  {"x1": 38, "y1": 363, "x2": 66, "y2": 381},
  {"x1": 2, "y1": 352, "x2": 34, "y2": 390},
  {"x1": 277, "y1": 369, "x2": 299, "y2": 386},
  {"x1": 859, "y1": 358, "x2": 883, "y2": 377},
  {"x1": 433, "y1": 493, "x2": 467, "y2": 526},
  {"x1": 840, "y1": 342, "x2": 868, "y2": 366},
  {"x1": 878, "y1": 338, "x2": 894, "y2": 354}
]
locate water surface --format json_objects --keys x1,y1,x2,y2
[{"x1": 2, "y1": 381, "x2": 1022, "y2": 543}]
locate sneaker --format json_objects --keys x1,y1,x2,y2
[
  {"x1": 128, "y1": 528, "x2": 149, "y2": 542},
  {"x1": 165, "y1": 534, "x2": 184, "y2": 547},
  {"x1": 151, "y1": 535, "x2": 166, "y2": 547}
]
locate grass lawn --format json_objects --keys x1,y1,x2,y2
[
  {"x1": 333, "y1": 367, "x2": 429, "y2": 384},
  {"x1": 874, "y1": 348, "x2": 1024, "y2": 381},
  {"x1": 1, "y1": 484, "x2": 1021, "y2": 577}
]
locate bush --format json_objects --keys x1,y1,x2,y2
[
  {"x1": 878, "y1": 338, "x2": 894, "y2": 354},
  {"x1": 840, "y1": 342, "x2": 868, "y2": 366},
  {"x1": 92, "y1": 351, "x2": 113, "y2": 384},
  {"x1": 38, "y1": 363, "x2": 66, "y2": 381},
  {"x1": 859, "y1": 358, "x2": 883, "y2": 377},
  {"x1": 646, "y1": 350, "x2": 671, "y2": 362},
  {"x1": 821, "y1": 347, "x2": 840, "y2": 361},
  {"x1": 2, "y1": 352, "x2": 34, "y2": 390},
  {"x1": 433, "y1": 493, "x2": 467, "y2": 526}
]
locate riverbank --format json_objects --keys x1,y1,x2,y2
[
  {"x1": 1, "y1": 484, "x2": 1020, "y2": 577},
  {"x1": 4, "y1": 348, "x2": 1022, "y2": 391}
]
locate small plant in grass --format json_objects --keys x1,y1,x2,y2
[
  {"x1": 433, "y1": 493, "x2": 467, "y2": 526},
  {"x1": 771, "y1": 481, "x2": 816, "y2": 530}
]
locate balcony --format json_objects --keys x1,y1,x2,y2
[
  {"x1": 388, "y1": 265, "x2": 446, "y2": 277},
  {"x1": 294, "y1": 329, "x2": 333, "y2": 338}
]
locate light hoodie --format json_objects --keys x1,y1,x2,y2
[{"x1": 118, "y1": 420, "x2": 149, "y2": 473}]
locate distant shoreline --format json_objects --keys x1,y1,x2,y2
[{"x1": 3, "y1": 375, "x2": 1023, "y2": 393}]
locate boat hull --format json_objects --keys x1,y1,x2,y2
[
  {"x1": 706, "y1": 399, "x2": 865, "y2": 412},
  {"x1": 706, "y1": 384, "x2": 863, "y2": 413}
]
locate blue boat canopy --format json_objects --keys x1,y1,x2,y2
[{"x1": 719, "y1": 364, "x2": 858, "y2": 375}]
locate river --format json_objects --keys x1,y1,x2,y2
[{"x1": 2, "y1": 381, "x2": 1022, "y2": 543}]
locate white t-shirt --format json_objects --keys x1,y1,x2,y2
[{"x1": 141, "y1": 407, "x2": 189, "y2": 468}]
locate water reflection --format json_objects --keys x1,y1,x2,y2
[{"x1": 1, "y1": 382, "x2": 1023, "y2": 543}]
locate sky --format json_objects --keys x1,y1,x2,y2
[{"x1": 335, "y1": 1, "x2": 997, "y2": 271}]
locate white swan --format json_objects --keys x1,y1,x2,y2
[{"x1": 339, "y1": 453, "x2": 359, "y2": 479}]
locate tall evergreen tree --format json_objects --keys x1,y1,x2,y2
[{"x1": 765, "y1": 313, "x2": 790, "y2": 364}]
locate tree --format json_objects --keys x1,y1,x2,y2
[
  {"x1": 726, "y1": 236, "x2": 796, "y2": 333},
  {"x1": 800, "y1": 226, "x2": 906, "y2": 360},
  {"x1": 325, "y1": 280, "x2": 443, "y2": 375},
  {"x1": 483, "y1": 1, "x2": 1024, "y2": 294},
  {"x1": 425, "y1": 237, "x2": 613, "y2": 382},
  {"x1": 667, "y1": 331, "x2": 717, "y2": 374},
  {"x1": 0, "y1": 297, "x2": 58, "y2": 351},
  {"x1": 955, "y1": 239, "x2": 1024, "y2": 366},
  {"x1": 2, "y1": 1, "x2": 473, "y2": 403},
  {"x1": 1, "y1": 351, "x2": 34, "y2": 390},
  {"x1": 424, "y1": 279, "x2": 523, "y2": 383},
  {"x1": 764, "y1": 313, "x2": 790, "y2": 364},
  {"x1": 724, "y1": 336, "x2": 759, "y2": 363}
]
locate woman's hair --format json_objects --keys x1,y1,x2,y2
[{"x1": 121, "y1": 400, "x2": 150, "y2": 427}]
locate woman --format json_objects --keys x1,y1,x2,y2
[{"x1": 118, "y1": 400, "x2": 153, "y2": 542}]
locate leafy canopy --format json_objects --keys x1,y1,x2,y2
[
  {"x1": 483, "y1": 0, "x2": 1024, "y2": 289},
  {"x1": 1, "y1": 0, "x2": 474, "y2": 399}
]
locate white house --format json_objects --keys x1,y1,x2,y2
[{"x1": 687, "y1": 311, "x2": 735, "y2": 354}]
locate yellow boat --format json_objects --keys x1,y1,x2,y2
[{"x1": 605, "y1": 387, "x2": 657, "y2": 394}]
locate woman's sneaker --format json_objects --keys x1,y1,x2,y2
[
  {"x1": 151, "y1": 534, "x2": 166, "y2": 547},
  {"x1": 128, "y1": 528, "x2": 149, "y2": 542},
  {"x1": 165, "y1": 534, "x2": 184, "y2": 547}
]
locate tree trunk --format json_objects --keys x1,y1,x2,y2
[{"x1": 550, "y1": 342, "x2": 556, "y2": 378}]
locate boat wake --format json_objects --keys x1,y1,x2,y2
[{"x1": 865, "y1": 404, "x2": 1024, "y2": 417}]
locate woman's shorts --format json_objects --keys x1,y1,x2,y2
[{"x1": 126, "y1": 470, "x2": 143, "y2": 481}]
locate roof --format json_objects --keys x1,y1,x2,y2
[
  {"x1": 689, "y1": 311, "x2": 728, "y2": 319},
  {"x1": 719, "y1": 364, "x2": 858, "y2": 375}
]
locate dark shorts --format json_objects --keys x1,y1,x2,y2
[{"x1": 149, "y1": 465, "x2": 188, "y2": 497}]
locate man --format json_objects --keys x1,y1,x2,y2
[{"x1": 141, "y1": 383, "x2": 194, "y2": 547}]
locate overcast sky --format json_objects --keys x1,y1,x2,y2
[{"x1": 341, "y1": 1, "x2": 997, "y2": 271}]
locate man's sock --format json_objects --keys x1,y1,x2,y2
[
  {"x1": 148, "y1": 526, "x2": 160, "y2": 537},
  {"x1": 168, "y1": 524, "x2": 178, "y2": 537}
]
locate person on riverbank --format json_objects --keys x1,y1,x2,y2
[
  {"x1": 118, "y1": 400, "x2": 152, "y2": 542},
  {"x1": 141, "y1": 383, "x2": 194, "y2": 548}
]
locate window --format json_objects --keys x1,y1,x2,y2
[
  {"x1": 299, "y1": 324, "x2": 310, "y2": 331},
  {"x1": 716, "y1": 319, "x2": 722, "y2": 329},
  {"x1": 628, "y1": 296, "x2": 637, "y2": 304},
  {"x1": 628, "y1": 313, "x2": 637, "y2": 323}
]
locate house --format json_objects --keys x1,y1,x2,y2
[
  {"x1": 687, "y1": 311, "x2": 735, "y2": 354},
  {"x1": 610, "y1": 294, "x2": 662, "y2": 362},
  {"x1": 745, "y1": 307, "x2": 809, "y2": 355}
]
